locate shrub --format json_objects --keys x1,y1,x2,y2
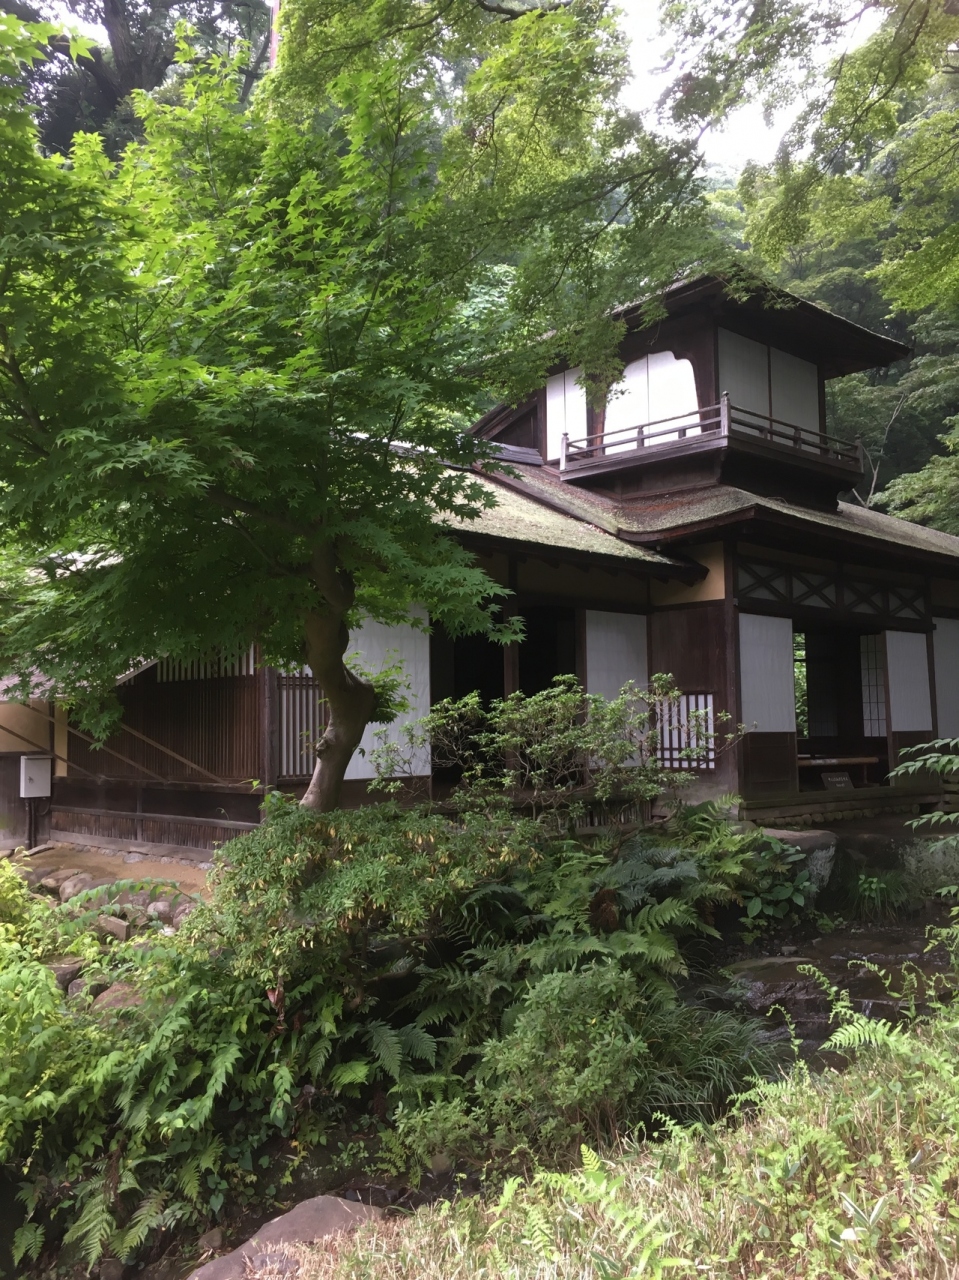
[
  {"x1": 902, "y1": 838, "x2": 959, "y2": 899},
  {"x1": 395, "y1": 962, "x2": 776, "y2": 1169},
  {"x1": 2, "y1": 786, "x2": 779, "y2": 1272},
  {"x1": 371, "y1": 674, "x2": 734, "y2": 821},
  {"x1": 288, "y1": 924, "x2": 959, "y2": 1280},
  {"x1": 850, "y1": 869, "x2": 911, "y2": 922},
  {"x1": 0, "y1": 684, "x2": 809, "y2": 1272}
]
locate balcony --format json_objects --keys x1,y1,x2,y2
[{"x1": 558, "y1": 394, "x2": 863, "y2": 487}]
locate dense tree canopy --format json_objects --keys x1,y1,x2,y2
[
  {"x1": 9, "y1": 0, "x2": 270, "y2": 152},
  {"x1": 0, "y1": 5, "x2": 718, "y2": 807}
]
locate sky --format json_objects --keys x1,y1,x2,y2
[{"x1": 614, "y1": 0, "x2": 885, "y2": 173}]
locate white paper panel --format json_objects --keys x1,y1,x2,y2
[
  {"x1": 647, "y1": 350, "x2": 699, "y2": 442},
  {"x1": 604, "y1": 357, "x2": 649, "y2": 443},
  {"x1": 584, "y1": 611, "x2": 648, "y2": 700},
  {"x1": 934, "y1": 618, "x2": 959, "y2": 736},
  {"x1": 564, "y1": 368, "x2": 587, "y2": 449},
  {"x1": 739, "y1": 613, "x2": 796, "y2": 732},
  {"x1": 718, "y1": 328, "x2": 768, "y2": 431},
  {"x1": 545, "y1": 372, "x2": 566, "y2": 462},
  {"x1": 343, "y1": 608, "x2": 431, "y2": 779},
  {"x1": 770, "y1": 347, "x2": 819, "y2": 434},
  {"x1": 544, "y1": 366, "x2": 586, "y2": 459},
  {"x1": 885, "y1": 630, "x2": 933, "y2": 732}
]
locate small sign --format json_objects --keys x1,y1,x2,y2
[{"x1": 822, "y1": 770, "x2": 854, "y2": 791}]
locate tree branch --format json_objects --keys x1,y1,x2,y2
[
  {"x1": 0, "y1": 325, "x2": 49, "y2": 442},
  {"x1": 473, "y1": 0, "x2": 571, "y2": 15}
]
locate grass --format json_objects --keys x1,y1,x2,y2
[{"x1": 276, "y1": 993, "x2": 959, "y2": 1280}]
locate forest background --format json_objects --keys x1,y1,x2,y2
[{"x1": 9, "y1": 0, "x2": 959, "y2": 506}]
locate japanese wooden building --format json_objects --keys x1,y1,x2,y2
[{"x1": 6, "y1": 274, "x2": 959, "y2": 850}]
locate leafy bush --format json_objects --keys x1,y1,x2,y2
[
  {"x1": 371, "y1": 674, "x2": 735, "y2": 822},
  {"x1": 0, "y1": 684, "x2": 810, "y2": 1272},
  {"x1": 395, "y1": 962, "x2": 775, "y2": 1169},
  {"x1": 902, "y1": 838, "x2": 959, "y2": 899},
  {"x1": 850, "y1": 869, "x2": 911, "y2": 922},
  {"x1": 739, "y1": 840, "x2": 814, "y2": 928},
  {"x1": 1, "y1": 783, "x2": 780, "y2": 1272},
  {"x1": 289, "y1": 924, "x2": 959, "y2": 1280}
]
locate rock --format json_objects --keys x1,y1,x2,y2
[
  {"x1": 147, "y1": 899, "x2": 173, "y2": 924},
  {"x1": 197, "y1": 1227, "x2": 223, "y2": 1254},
  {"x1": 68, "y1": 975, "x2": 109, "y2": 1000},
  {"x1": 38, "y1": 868, "x2": 82, "y2": 890},
  {"x1": 729, "y1": 955, "x2": 814, "y2": 973},
  {"x1": 59, "y1": 872, "x2": 94, "y2": 902},
  {"x1": 185, "y1": 1196, "x2": 380, "y2": 1280},
  {"x1": 46, "y1": 958, "x2": 84, "y2": 991},
  {"x1": 93, "y1": 982, "x2": 143, "y2": 1011},
  {"x1": 197, "y1": 862, "x2": 214, "y2": 871},
  {"x1": 762, "y1": 827, "x2": 837, "y2": 894},
  {"x1": 96, "y1": 914, "x2": 131, "y2": 943},
  {"x1": 98, "y1": 1260, "x2": 125, "y2": 1280},
  {"x1": 24, "y1": 842, "x2": 56, "y2": 857},
  {"x1": 248, "y1": 1252, "x2": 299, "y2": 1276},
  {"x1": 140, "y1": 1261, "x2": 180, "y2": 1280},
  {"x1": 124, "y1": 853, "x2": 146, "y2": 864},
  {"x1": 20, "y1": 864, "x2": 54, "y2": 887},
  {"x1": 172, "y1": 902, "x2": 197, "y2": 929}
]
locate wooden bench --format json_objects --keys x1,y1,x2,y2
[{"x1": 797, "y1": 756, "x2": 879, "y2": 788}]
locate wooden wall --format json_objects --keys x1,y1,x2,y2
[{"x1": 67, "y1": 670, "x2": 262, "y2": 782}]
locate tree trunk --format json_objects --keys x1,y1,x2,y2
[{"x1": 299, "y1": 551, "x2": 377, "y2": 812}]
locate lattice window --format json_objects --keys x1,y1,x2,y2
[
  {"x1": 156, "y1": 646, "x2": 257, "y2": 681},
  {"x1": 888, "y1": 585, "x2": 925, "y2": 620},
  {"x1": 860, "y1": 634, "x2": 887, "y2": 737},
  {"x1": 657, "y1": 693, "x2": 715, "y2": 771},
  {"x1": 279, "y1": 669, "x2": 325, "y2": 778},
  {"x1": 738, "y1": 559, "x2": 927, "y2": 622},
  {"x1": 792, "y1": 571, "x2": 836, "y2": 608},
  {"x1": 846, "y1": 580, "x2": 886, "y2": 615},
  {"x1": 736, "y1": 562, "x2": 789, "y2": 602}
]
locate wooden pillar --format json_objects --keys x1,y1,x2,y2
[
  {"x1": 504, "y1": 556, "x2": 520, "y2": 696},
  {"x1": 258, "y1": 660, "x2": 278, "y2": 789}
]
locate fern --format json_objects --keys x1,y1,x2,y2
[
  {"x1": 398, "y1": 1023, "x2": 437, "y2": 1066},
  {"x1": 12, "y1": 1221, "x2": 44, "y2": 1266},
  {"x1": 365, "y1": 1021, "x2": 405, "y2": 1081}
]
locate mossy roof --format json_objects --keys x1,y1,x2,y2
[
  {"x1": 494, "y1": 463, "x2": 959, "y2": 568},
  {"x1": 442, "y1": 474, "x2": 680, "y2": 570}
]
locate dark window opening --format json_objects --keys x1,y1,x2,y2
[
  {"x1": 517, "y1": 606, "x2": 577, "y2": 695},
  {"x1": 430, "y1": 627, "x2": 505, "y2": 708},
  {"x1": 796, "y1": 624, "x2": 888, "y2": 789}
]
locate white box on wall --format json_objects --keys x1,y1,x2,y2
[{"x1": 20, "y1": 754, "x2": 52, "y2": 798}]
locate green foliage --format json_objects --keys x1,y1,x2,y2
[
  {"x1": 850, "y1": 870, "x2": 911, "y2": 923},
  {"x1": 665, "y1": 4, "x2": 959, "y2": 503},
  {"x1": 902, "y1": 838, "x2": 959, "y2": 901},
  {"x1": 396, "y1": 963, "x2": 775, "y2": 1170},
  {"x1": 739, "y1": 841, "x2": 813, "y2": 929},
  {"x1": 0, "y1": 779, "x2": 780, "y2": 1269},
  {"x1": 0, "y1": 856, "x2": 32, "y2": 929},
  {"x1": 297, "y1": 920, "x2": 959, "y2": 1280},
  {"x1": 372, "y1": 674, "x2": 731, "y2": 820},
  {"x1": 0, "y1": 10, "x2": 717, "y2": 770}
]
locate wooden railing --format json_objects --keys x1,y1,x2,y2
[{"x1": 559, "y1": 393, "x2": 861, "y2": 472}]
